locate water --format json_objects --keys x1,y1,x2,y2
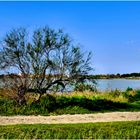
[
  {"x1": 96, "y1": 79, "x2": 140, "y2": 91},
  {"x1": 1, "y1": 78, "x2": 140, "y2": 91}
]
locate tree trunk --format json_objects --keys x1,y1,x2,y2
[{"x1": 17, "y1": 86, "x2": 26, "y2": 105}]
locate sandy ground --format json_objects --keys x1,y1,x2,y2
[{"x1": 0, "y1": 112, "x2": 140, "y2": 125}]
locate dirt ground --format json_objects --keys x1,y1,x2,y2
[{"x1": 0, "y1": 112, "x2": 140, "y2": 125}]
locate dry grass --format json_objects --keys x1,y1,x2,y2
[
  {"x1": 54, "y1": 90, "x2": 130, "y2": 103},
  {"x1": 0, "y1": 88, "x2": 18, "y2": 100},
  {"x1": 0, "y1": 88, "x2": 139, "y2": 104}
]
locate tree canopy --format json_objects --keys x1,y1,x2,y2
[{"x1": 0, "y1": 26, "x2": 95, "y2": 104}]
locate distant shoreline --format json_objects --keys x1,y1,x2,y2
[{"x1": 95, "y1": 78, "x2": 140, "y2": 80}]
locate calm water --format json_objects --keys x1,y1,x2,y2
[
  {"x1": 1, "y1": 78, "x2": 140, "y2": 91},
  {"x1": 96, "y1": 79, "x2": 140, "y2": 91}
]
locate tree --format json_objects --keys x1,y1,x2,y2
[{"x1": 0, "y1": 26, "x2": 96, "y2": 105}]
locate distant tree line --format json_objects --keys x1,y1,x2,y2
[{"x1": 81, "y1": 73, "x2": 140, "y2": 79}]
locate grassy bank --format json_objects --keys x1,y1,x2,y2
[
  {"x1": 0, "y1": 88, "x2": 140, "y2": 115},
  {"x1": 0, "y1": 121, "x2": 140, "y2": 139}
]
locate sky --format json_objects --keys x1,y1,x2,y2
[{"x1": 0, "y1": 1, "x2": 140, "y2": 74}]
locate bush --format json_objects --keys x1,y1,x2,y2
[
  {"x1": 31, "y1": 94, "x2": 56, "y2": 113},
  {"x1": 123, "y1": 92, "x2": 134, "y2": 102},
  {"x1": 0, "y1": 98, "x2": 16, "y2": 115},
  {"x1": 74, "y1": 83, "x2": 96, "y2": 92},
  {"x1": 131, "y1": 90, "x2": 140, "y2": 102},
  {"x1": 56, "y1": 96, "x2": 71, "y2": 108},
  {"x1": 126, "y1": 87, "x2": 133, "y2": 92},
  {"x1": 123, "y1": 89, "x2": 140, "y2": 102},
  {"x1": 40, "y1": 94, "x2": 57, "y2": 111},
  {"x1": 109, "y1": 89, "x2": 122, "y2": 97}
]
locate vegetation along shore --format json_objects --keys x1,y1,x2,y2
[{"x1": 1, "y1": 88, "x2": 140, "y2": 116}]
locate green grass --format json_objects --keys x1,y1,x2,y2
[
  {"x1": 1, "y1": 89, "x2": 140, "y2": 115},
  {"x1": 0, "y1": 121, "x2": 140, "y2": 139},
  {"x1": 0, "y1": 95, "x2": 134, "y2": 115}
]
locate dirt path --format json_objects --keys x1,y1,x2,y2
[{"x1": 0, "y1": 112, "x2": 140, "y2": 125}]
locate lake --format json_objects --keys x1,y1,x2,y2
[
  {"x1": 1, "y1": 78, "x2": 140, "y2": 91},
  {"x1": 96, "y1": 79, "x2": 140, "y2": 91}
]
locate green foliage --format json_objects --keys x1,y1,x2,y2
[
  {"x1": 0, "y1": 97, "x2": 49, "y2": 115},
  {"x1": 55, "y1": 95, "x2": 129, "y2": 112},
  {"x1": 123, "y1": 89, "x2": 140, "y2": 102},
  {"x1": 126, "y1": 87, "x2": 133, "y2": 92},
  {"x1": 31, "y1": 94, "x2": 56, "y2": 112},
  {"x1": 0, "y1": 121, "x2": 140, "y2": 139},
  {"x1": 74, "y1": 83, "x2": 96, "y2": 92},
  {"x1": 123, "y1": 92, "x2": 134, "y2": 102},
  {"x1": 51, "y1": 106, "x2": 91, "y2": 115},
  {"x1": 0, "y1": 98, "x2": 17, "y2": 115},
  {"x1": 134, "y1": 90, "x2": 140, "y2": 101},
  {"x1": 1, "y1": 89, "x2": 140, "y2": 116},
  {"x1": 109, "y1": 89, "x2": 122, "y2": 97}
]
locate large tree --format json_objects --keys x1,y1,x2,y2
[{"x1": 0, "y1": 26, "x2": 96, "y2": 104}]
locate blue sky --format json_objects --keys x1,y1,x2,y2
[{"x1": 0, "y1": 1, "x2": 140, "y2": 74}]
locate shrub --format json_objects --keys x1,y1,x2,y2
[
  {"x1": 31, "y1": 94, "x2": 56, "y2": 113},
  {"x1": 74, "y1": 83, "x2": 96, "y2": 92},
  {"x1": 123, "y1": 89, "x2": 140, "y2": 102},
  {"x1": 126, "y1": 87, "x2": 133, "y2": 92},
  {"x1": 109, "y1": 89, "x2": 122, "y2": 97}
]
